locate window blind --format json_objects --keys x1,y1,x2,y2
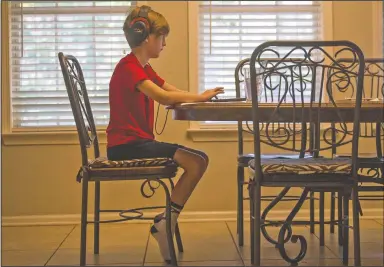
[
  {"x1": 198, "y1": 1, "x2": 322, "y2": 99},
  {"x1": 9, "y1": 1, "x2": 135, "y2": 128}
]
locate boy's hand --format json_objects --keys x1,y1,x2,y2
[{"x1": 200, "y1": 87, "x2": 225, "y2": 101}]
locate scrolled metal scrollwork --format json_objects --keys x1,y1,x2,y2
[
  {"x1": 261, "y1": 187, "x2": 293, "y2": 246},
  {"x1": 321, "y1": 122, "x2": 350, "y2": 151},
  {"x1": 365, "y1": 61, "x2": 384, "y2": 77},
  {"x1": 140, "y1": 179, "x2": 161, "y2": 198},
  {"x1": 277, "y1": 225, "x2": 307, "y2": 267},
  {"x1": 264, "y1": 122, "x2": 292, "y2": 146},
  {"x1": 276, "y1": 188, "x2": 310, "y2": 266},
  {"x1": 246, "y1": 50, "x2": 317, "y2": 153},
  {"x1": 360, "y1": 167, "x2": 382, "y2": 179}
]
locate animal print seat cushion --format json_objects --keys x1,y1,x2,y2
[
  {"x1": 248, "y1": 157, "x2": 352, "y2": 175},
  {"x1": 88, "y1": 157, "x2": 177, "y2": 168},
  {"x1": 75, "y1": 157, "x2": 177, "y2": 182}
]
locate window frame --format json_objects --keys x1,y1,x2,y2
[
  {"x1": 1, "y1": 1, "x2": 146, "y2": 145},
  {"x1": 372, "y1": 1, "x2": 383, "y2": 57},
  {"x1": 187, "y1": 1, "x2": 334, "y2": 141}
]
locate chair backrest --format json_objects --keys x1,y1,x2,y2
[
  {"x1": 329, "y1": 58, "x2": 384, "y2": 157},
  {"x1": 58, "y1": 52, "x2": 100, "y2": 166},
  {"x1": 235, "y1": 58, "x2": 314, "y2": 157},
  {"x1": 331, "y1": 58, "x2": 383, "y2": 99},
  {"x1": 249, "y1": 41, "x2": 365, "y2": 179}
]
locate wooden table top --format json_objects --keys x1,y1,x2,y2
[
  {"x1": 172, "y1": 101, "x2": 384, "y2": 108},
  {"x1": 170, "y1": 101, "x2": 384, "y2": 122}
]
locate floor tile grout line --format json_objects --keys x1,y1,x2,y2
[
  {"x1": 43, "y1": 224, "x2": 77, "y2": 266},
  {"x1": 225, "y1": 221, "x2": 246, "y2": 267},
  {"x1": 309, "y1": 225, "x2": 342, "y2": 259},
  {"x1": 4, "y1": 221, "x2": 381, "y2": 266},
  {"x1": 142, "y1": 223, "x2": 151, "y2": 266},
  {"x1": 309, "y1": 221, "x2": 384, "y2": 259}
]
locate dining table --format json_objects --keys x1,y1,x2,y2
[
  {"x1": 170, "y1": 100, "x2": 384, "y2": 123},
  {"x1": 168, "y1": 99, "x2": 384, "y2": 266}
]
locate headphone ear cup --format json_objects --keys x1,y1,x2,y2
[{"x1": 128, "y1": 18, "x2": 150, "y2": 46}]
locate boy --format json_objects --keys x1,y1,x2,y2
[{"x1": 106, "y1": 5, "x2": 224, "y2": 262}]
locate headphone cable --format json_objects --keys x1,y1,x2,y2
[{"x1": 154, "y1": 102, "x2": 169, "y2": 135}]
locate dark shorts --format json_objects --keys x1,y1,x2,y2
[{"x1": 107, "y1": 139, "x2": 207, "y2": 161}]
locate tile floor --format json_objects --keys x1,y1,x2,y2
[{"x1": 2, "y1": 219, "x2": 383, "y2": 266}]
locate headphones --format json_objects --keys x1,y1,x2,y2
[{"x1": 128, "y1": 6, "x2": 151, "y2": 47}]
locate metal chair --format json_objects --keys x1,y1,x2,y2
[
  {"x1": 328, "y1": 58, "x2": 384, "y2": 239},
  {"x1": 58, "y1": 52, "x2": 183, "y2": 266},
  {"x1": 234, "y1": 58, "x2": 318, "y2": 247},
  {"x1": 247, "y1": 40, "x2": 364, "y2": 266}
]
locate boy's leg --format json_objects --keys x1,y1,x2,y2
[
  {"x1": 111, "y1": 140, "x2": 208, "y2": 262},
  {"x1": 147, "y1": 144, "x2": 209, "y2": 262},
  {"x1": 107, "y1": 140, "x2": 209, "y2": 204},
  {"x1": 170, "y1": 147, "x2": 208, "y2": 204}
]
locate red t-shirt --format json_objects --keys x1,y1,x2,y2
[{"x1": 106, "y1": 53, "x2": 165, "y2": 148}]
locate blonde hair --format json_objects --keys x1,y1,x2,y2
[{"x1": 123, "y1": 5, "x2": 170, "y2": 48}]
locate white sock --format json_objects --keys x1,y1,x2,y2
[{"x1": 150, "y1": 203, "x2": 183, "y2": 262}]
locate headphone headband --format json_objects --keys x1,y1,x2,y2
[{"x1": 138, "y1": 5, "x2": 151, "y2": 20}]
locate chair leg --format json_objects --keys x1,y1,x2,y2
[
  {"x1": 342, "y1": 192, "x2": 350, "y2": 266},
  {"x1": 80, "y1": 177, "x2": 89, "y2": 266},
  {"x1": 250, "y1": 183, "x2": 255, "y2": 265},
  {"x1": 338, "y1": 191, "x2": 343, "y2": 246},
  {"x1": 330, "y1": 192, "x2": 336, "y2": 234},
  {"x1": 175, "y1": 223, "x2": 184, "y2": 253},
  {"x1": 319, "y1": 192, "x2": 325, "y2": 246},
  {"x1": 252, "y1": 181, "x2": 261, "y2": 267},
  {"x1": 352, "y1": 186, "x2": 361, "y2": 266},
  {"x1": 94, "y1": 181, "x2": 100, "y2": 255},
  {"x1": 237, "y1": 166, "x2": 245, "y2": 246},
  {"x1": 309, "y1": 191, "x2": 315, "y2": 234}
]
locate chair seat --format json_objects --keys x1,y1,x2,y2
[
  {"x1": 238, "y1": 153, "x2": 313, "y2": 166},
  {"x1": 248, "y1": 157, "x2": 352, "y2": 175},
  {"x1": 76, "y1": 157, "x2": 178, "y2": 181},
  {"x1": 89, "y1": 157, "x2": 177, "y2": 168},
  {"x1": 335, "y1": 154, "x2": 383, "y2": 168},
  {"x1": 238, "y1": 154, "x2": 255, "y2": 166}
]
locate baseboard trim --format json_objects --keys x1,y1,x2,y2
[{"x1": 2, "y1": 208, "x2": 383, "y2": 227}]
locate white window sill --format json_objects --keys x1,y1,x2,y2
[{"x1": 2, "y1": 130, "x2": 107, "y2": 146}]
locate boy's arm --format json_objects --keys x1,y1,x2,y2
[
  {"x1": 137, "y1": 80, "x2": 224, "y2": 105},
  {"x1": 161, "y1": 82, "x2": 187, "y2": 93}
]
